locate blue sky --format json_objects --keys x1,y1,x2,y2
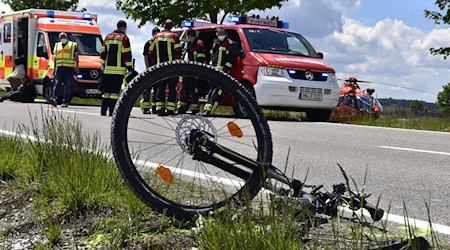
[
  {"x1": 347, "y1": 1, "x2": 440, "y2": 31},
  {"x1": 1, "y1": 0, "x2": 449, "y2": 102}
]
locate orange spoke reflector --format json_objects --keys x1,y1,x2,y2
[
  {"x1": 227, "y1": 121, "x2": 243, "y2": 138},
  {"x1": 157, "y1": 165, "x2": 173, "y2": 184}
]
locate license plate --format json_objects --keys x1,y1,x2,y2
[
  {"x1": 85, "y1": 89, "x2": 101, "y2": 95},
  {"x1": 299, "y1": 92, "x2": 323, "y2": 101}
]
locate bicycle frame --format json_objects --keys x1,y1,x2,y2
[{"x1": 188, "y1": 129, "x2": 384, "y2": 221}]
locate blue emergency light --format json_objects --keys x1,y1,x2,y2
[
  {"x1": 227, "y1": 15, "x2": 242, "y2": 24},
  {"x1": 181, "y1": 20, "x2": 193, "y2": 28},
  {"x1": 46, "y1": 10, "x2": 55, "y2": 18},
  {"x1": 83, "y1": 13, "x2": 92, "y2": 20}
]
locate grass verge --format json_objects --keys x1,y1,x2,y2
[{"x1": 0, "y1": 110, "x2": 445, "y2": 248}]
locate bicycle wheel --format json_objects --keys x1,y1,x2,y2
[{"x1": 111, "y1": 61, "x2": 273, "y2": 221}]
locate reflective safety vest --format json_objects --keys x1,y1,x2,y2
[
  {"x1": 101, "y1": 30, "x2": 132, "y2": 75},
  {"x1": 210, "y1": 38, "x2": 237, "y2": 72},
  {"x1": 186, "y1": 39, "x2": 206, "y2": 63},
  {"x1": 149, "y1": 30, "x2": 181, "y2": 64},
  {"x1": 54, "y1": 41, "x2": 77, "y2": 68}
]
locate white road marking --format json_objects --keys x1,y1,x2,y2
[
  {"x1": 379, "y1": 146, "x2": 450, "y2": 156},
  {"x1": 2, "y1": 128, "x2": 450, "y2": 235},
  {"x1": 341, "y1": 207, "x2": 450, "y2": 236},
  {"x1": 322, "y1": 122, "x2": 450, "y2": 135},
  {"x1": 55, "y1": 108, "x2": 102, "y2": 117}
]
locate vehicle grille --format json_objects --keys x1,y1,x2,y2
[
  {"x1": 78, "y1": 69, "x2": 102, "y2": 81},
  {"x1": 299, "y1": 87, "x2": 323, "y2": 94},
  {"x1": 287, "y1": 69, "x2": 328, "y2": 81}
]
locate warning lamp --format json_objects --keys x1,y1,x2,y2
[
  {"x1": 181, "y1": 20, "x2": 193, "y2": 28},
  {"x1": 83, "y1": 13, "x2": 91, "y2": 20}
]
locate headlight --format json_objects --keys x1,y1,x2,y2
[
  {"x1": 258, "y1": 66, "x2": 286, "y2": 77},
  {"x1": 327, "y1": 72, "x2": 337, "y2": 82}
]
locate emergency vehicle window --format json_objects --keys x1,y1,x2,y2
[
  {"x1": 48, "y1": 32, "x2": 102, "y2": 56},
  {"x1": 286, "y1": 36, "x2": 309, "y2": 55},
  {"x1": 243, "y1": 28, "x2": 319, "y2": 57},
  {"x1": 36, "y1": 33, "x2": 48, "y2": 58},
  {"x1": 3, "y1": 23, "x2": 11, "y2": 43},
  {"x1": 198, "y1": 30, "x2": 217, "y2": 63}
]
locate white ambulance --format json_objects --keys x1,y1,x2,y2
[{"x1": 0, "y1": 9, "x2": 103, "y2": 103}]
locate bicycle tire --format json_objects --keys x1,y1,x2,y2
[{"x1": 111, "y1": 61, "x2": 273, "y2": 221}]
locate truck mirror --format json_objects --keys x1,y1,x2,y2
[
  {"x1": 37, "y1": 45, "x2": 48, "y2": 59},
  {"x1": 317, "y1": 52, "x2": 324, "y2": 59}
]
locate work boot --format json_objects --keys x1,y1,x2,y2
[
  {"x1": 166, "y1": 109, "x2": 175, "y2": 116},
  {"x1": 143, "y1": 108, "x2": 151, "y2": 114},
  {"x1": 51, "y1": 99, "x2": 58, "y2": 107}
]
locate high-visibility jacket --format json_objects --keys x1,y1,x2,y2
[
  {"x1": 149, "y1": 29, "x2": 181, "y2": 64},
  {"x1": 186, "y1": 38, "x2": 206, "y2": 63},
  {"x1": 54, "y1": 41, "x2": 77, "y2": 68},
  {"x1": 101, "y1": 30, "x2": 132, "y2": 75},
  {"x1": 210, "y1": 38, "x2": 238, "y2": 72}
]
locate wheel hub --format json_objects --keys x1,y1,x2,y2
[{"x1": 175, "y1": 115, "x2": 217, "y2": 153}]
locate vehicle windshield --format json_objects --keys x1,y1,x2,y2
[
  {"x1": 243, "y1": 28, "x2": 319, "y2": 57},
  {"x1": 49, "y1": 32, "x2": 103, "y2": 56}
]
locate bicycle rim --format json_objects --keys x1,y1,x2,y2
[{"x1": 111, "y1": 61, "x2": 273, "y2": 220}]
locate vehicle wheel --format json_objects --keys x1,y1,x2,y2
[
  {"x1": 233, "y1": 83, "x2": 256, "y2": 118},
  {"x1": 306, "y1": 109, "x2": 331, "y2": 122},
  {"x1": 111, "y1": 61, "x2": 273, "y2": 221}
]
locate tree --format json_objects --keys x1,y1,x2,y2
[
  {"x1": 424, "y1": 0, "x2": 450, "y2": 59},
  {"x1": 3, "y1": 0, "x2": 79, "y2": 11},
  {"x1": 116, "y1": 0, "x2": 287, "y2": 27},
  {"x1": 409, "y1": 100, "x2": 424, "y2": 116},
  {"x1": 437, "y1": 82, "x2": 450, "y2": 115}
]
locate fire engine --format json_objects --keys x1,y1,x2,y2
[
  {"x1": 178, "y1": 15, "x2": 340, "y2": 121},
  {"x1": 0, "y1": 9, "x2": 103, "y2": 103}
]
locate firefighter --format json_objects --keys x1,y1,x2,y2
[
  {"x1": 202, "y1": 27, "x2": 239, "y2": 115},
  {"x1": 100, "y1": 20, "x2": 133, "y2": 116},
  {"x1": 140, "y1": 27, "x2": 160, "y2": 114},
  {"x1": 52, "y1": 32, "x2": 79, "y2": 108},
  {"x1": 149, "y1": 19, "x2": 182, "y2": 116},
  {"x1": 177, "y1": 29, "x2": 206, "y2": 114}
]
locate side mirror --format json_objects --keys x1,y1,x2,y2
[
  {"x1": 317, "y1": 52, "x2": 324, "y2": 59},
  {"x1": 37, "y1": 45, "x2": 48, "y2": 59}
]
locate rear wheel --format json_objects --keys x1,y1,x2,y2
[{"x1": 111, "y1": 61, "x2": 273, "y2": 221}]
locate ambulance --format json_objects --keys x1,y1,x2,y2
[
  {"x1": 0, "y1": 9, "x2": 103, "y2": 103},
  {"x1": 179, "y1": 16, "x2": 340, "y2": 121}
]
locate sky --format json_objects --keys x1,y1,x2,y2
[{"x1": 1, "y1": 0, "x2": 449, "y2": 102}]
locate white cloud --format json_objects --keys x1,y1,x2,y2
[
  {"x1": 1, "y1": 3, "x2": 12, "y2": 13},
  {"x1": 312, "y1": 18, "x2": 450, "y2": 102}
]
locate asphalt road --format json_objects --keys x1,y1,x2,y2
[{"x1": 1, "y1": 101, "x2": 449, "y2": 230}]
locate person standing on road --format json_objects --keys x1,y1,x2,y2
[
  {"x1": 100, "y1": 20, "x2": 133, "y2": 116},
  {"x1": 202, "y1": 27, "x2": 239, "y2": 115},
  {"x1": 177, "y1": 29, "x2": 206, "y2": 114},
  {"x1": 52, "y1": 32, "x2": 79, "y2": 108},
  {"x1": 149, "y1": 19, "x2": 182, "y2": 116},
  {"x1": 140, "y1": 27, "x2": 160, "y2": 114}
]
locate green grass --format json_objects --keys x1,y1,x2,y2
[
  {"x1": 352, "y1": 115, "x2": 450, "y2": 132},
  {"x1": 0, "y1": 110, "x2": 445, "y2": 248}
]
